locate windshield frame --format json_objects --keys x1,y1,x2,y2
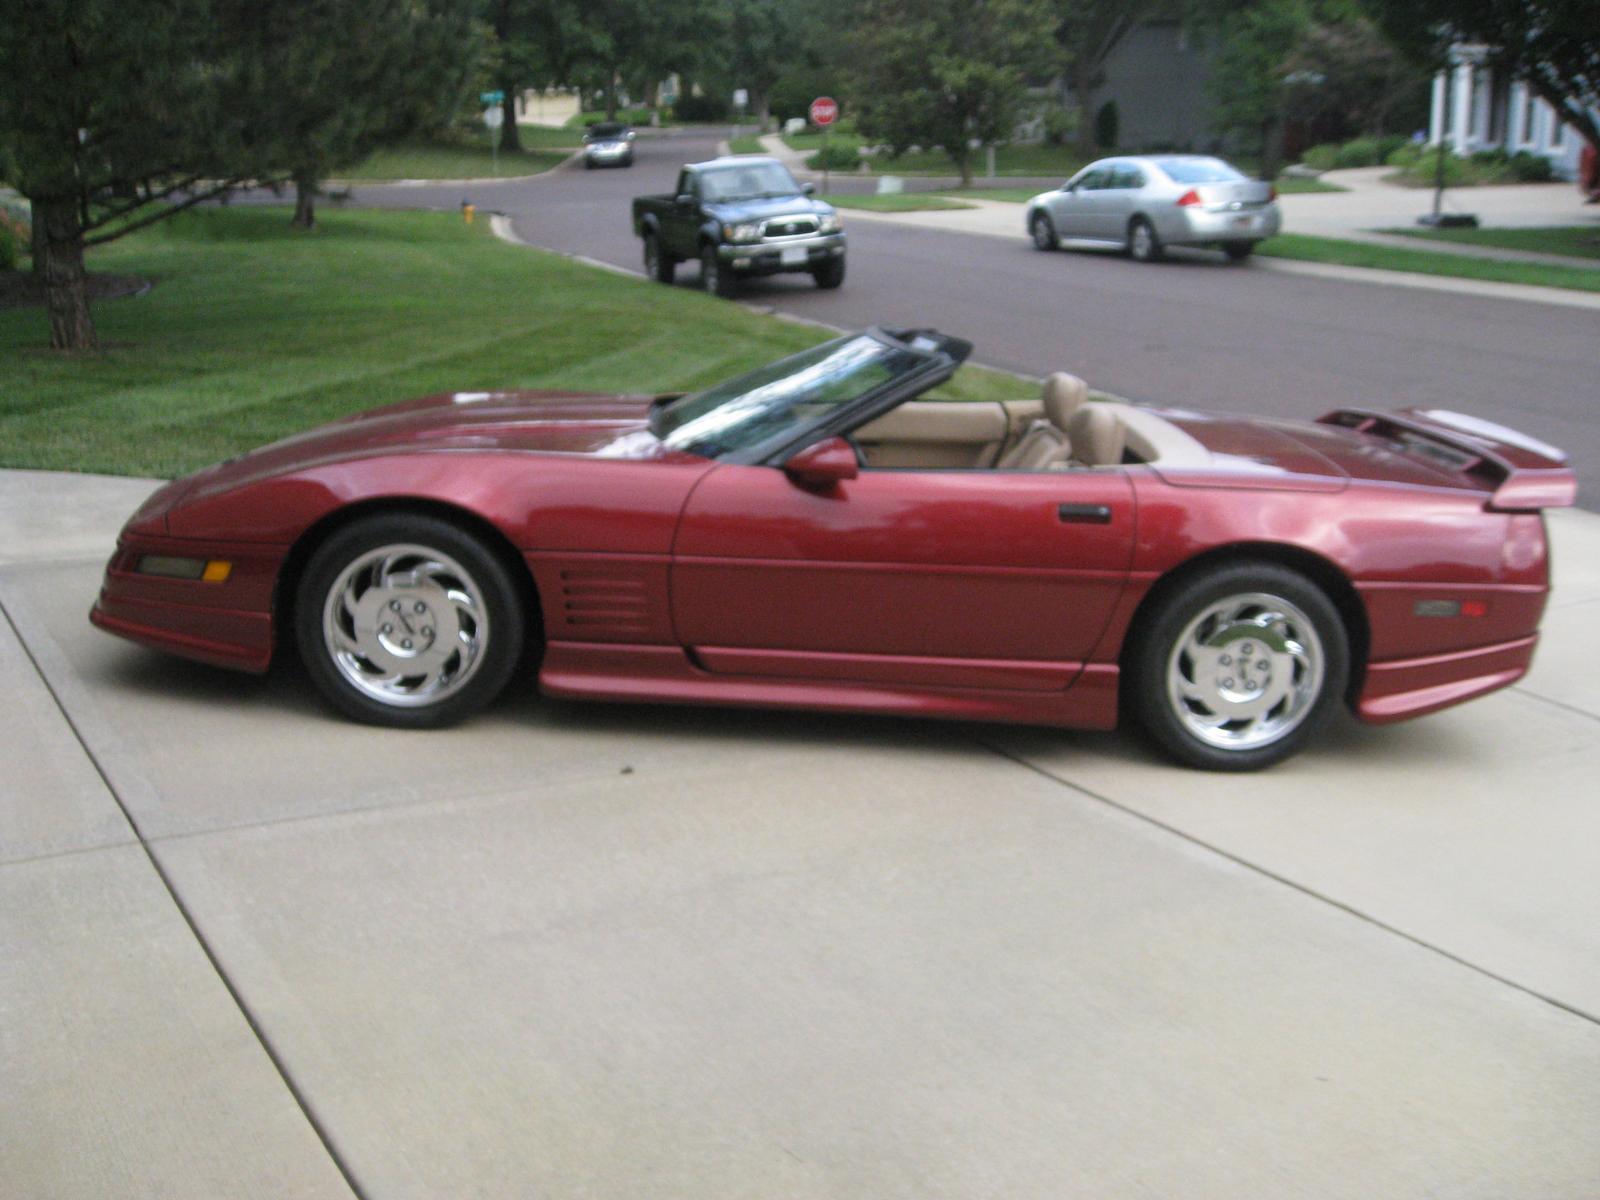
[
  {"x1": 649, "y1": 328, "x2": 965, "y2": 467},
  {"x1": 697, "y1": 161, "x2": 803, "y2": 203}
]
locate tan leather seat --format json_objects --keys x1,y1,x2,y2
[
  {"x1": 1066, "y1": 404, "x2": 1127, "y2": 466},
  {"x1": 996, "y1": 372, "x2": 1089, "y2": 468}
]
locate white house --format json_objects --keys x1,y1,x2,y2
[{"x1": 1427, "y1": 45, "x2": 1594, "y2": 180}]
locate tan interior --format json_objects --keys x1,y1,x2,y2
[{"x1": 853, "y1": 373, "x2": 1208, "y2": 472}]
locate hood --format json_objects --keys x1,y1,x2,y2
[
  {"x1": 173, "y1": 390, "x2": 689, "y2": 507},
  {"x1": 703, "y1": 194, "x2": 834, "y2": 224}
]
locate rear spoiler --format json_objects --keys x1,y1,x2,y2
[{"x1": 1317, "y1": 407, "x2": 1577, "y2": 512}]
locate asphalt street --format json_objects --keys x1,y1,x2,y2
[{"x1": 339, "y1": 127, "x2": 1599, "y2": 503}]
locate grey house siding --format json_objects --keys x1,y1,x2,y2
[{"x1": 1096, "y1": 22, "x2": 1219, "y2": 153}]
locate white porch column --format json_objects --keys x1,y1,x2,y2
[
  {"x1": 1428, "y1": 73, "x2": 1448, "y2": 145},
  {"x1": 1509, "y1": 82, "x2": 1529, "y2": 148},
  {"x1": 1450, "y1": 62, "x2": 1474, "y2": 152}
]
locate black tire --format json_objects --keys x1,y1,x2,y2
[
  {"x1": 1127, "y1": 216, "x2": 1164, "y2": 262},
  {"x1": 812, "y1": 256, "x2": 846, "y2": 289},
  {"x1": 1223, "y1": 241, "x2": 1255, "y2": 262},
  {"x1": 700, "y1": 245, "x2": 737, "y2": 298},
  {"x1": 295, "y1": 513, "x2": 526, "y2": 729},
  {"x1": 1127, "y1": 563, "x2": 1348, "y2": 771},
  {"x1": 643, "y1": 232, "x2": 674, "y2": 284},
  {"x1": 1030, "y1": 211, "x2": 1059, "y2": 251}
]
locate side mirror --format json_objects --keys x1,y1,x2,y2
[
  {"x1": 783, "y1": 437, "x2": 858, "y2": 489},
  {"x1": 802, "y1": 182, "x2": 816, "y2": 196},
  {"x1": 675, "y1": 194, "x2": 694, "y2": 208}
]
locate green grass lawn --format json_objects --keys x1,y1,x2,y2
[
  {"x1": 1377, "y1": 224, "x2": 1600, "y2": 261},
  {"x1": 0, "y1": 208, "x2": 1026, "y2": 478},
  {"x1": 1273, "y1": 177, "x2": 1347, "y2": 194},
  {"x1": 336, "y1": 126, "x2": 578, "y2": 180},
  {"x1": 727, "y1": 134, "x2": 766, "y2": 155},
  {"x1": 826, "y1": 194, "x2": 976, "y2": 212},
  {"x1": 1255, "y1": 233, "x2": 1600, "y2": 293},
  {"x1": 932, "y1": 188, "x2": 1046, "y2": 204}
]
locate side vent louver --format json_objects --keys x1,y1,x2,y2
[{"x1": 558, "y1": 569, "x2": 649, "y2": 637}]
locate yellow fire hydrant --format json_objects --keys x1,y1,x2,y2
[{"x1": 461, "y1": 201, "x2": 475, "y2": 225}]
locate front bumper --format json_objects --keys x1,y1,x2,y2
[
  {"x1": 719, "y1": 232, "x2": 846, "y2": 275},
  {"x1": 90, "y1": 534, "x2": 283, "y2": 672}
]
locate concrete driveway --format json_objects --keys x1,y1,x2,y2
[{"x1": 4, "y1": 469, "x2": 1599, "y2": 1199}]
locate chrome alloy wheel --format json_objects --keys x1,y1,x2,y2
[
  {"x1": 1129, "y1": 220, "x2": 1157, "y2": 261},
  {"x1": 320, "y1": 543, "x2": 489, "y2": 708},
  {"x1": 1164, "y1": 591, "x2": 1325, "y2": 751}
]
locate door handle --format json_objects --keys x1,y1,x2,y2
[{"x1": 1058, "y1": 503, "x2": 1113, "y2": 524}]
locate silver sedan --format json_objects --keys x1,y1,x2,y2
[{"x1": 1025, "y1": 155, "x2": 1280, "y2": 262}]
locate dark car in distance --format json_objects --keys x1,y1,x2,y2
[{"x1": 632, "y1": 157, "x2": 846, "y2": 297}]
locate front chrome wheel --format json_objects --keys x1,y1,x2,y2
[
  {"x1": 322, "y1": 544, "x2": 489, "y2": 708},
  {"x1": 296, "y1": 515, "x2": 526, "y2": 728},
  {"x1": 1165, "y1": 592, "x2": 1324, "y2": 752}
]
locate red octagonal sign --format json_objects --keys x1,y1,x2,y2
[{"x1": 809, "y1": 96, "x2": 839, "y2": 127}]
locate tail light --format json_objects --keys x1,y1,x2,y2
[
  {"x1": 1268, "y1": 184, "x2": 1278, "y2": 201},
  {"x1": 1176, "y1": 189, "x2": 1200, "y2": 207}
]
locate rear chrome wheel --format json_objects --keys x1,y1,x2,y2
[
  {"x1": 296, "y1": 515, "x2": 524, "y2": 727},
  {"x1": 1131, "y1": 564, "x2": 1347, "y2": 770}
]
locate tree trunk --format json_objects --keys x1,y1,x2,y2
[
  {"x1": 605, "y1": 71, "x2": 619, "y2": 120},
  {"x1": 37, "y1": 197, "x2": 96, "y2": 352},
  {"x1": 500, "y1": 91, "x2": 523, "y2": 153},
  {"x1": 31, "y1": 204, "x2": 48, "y2": 278},
  {"x1": 292, "y1": 173, "x2": 317, "y2": 229},
  {"x1": 754, "y1": 90, "x2": 770, "y2": 133}
]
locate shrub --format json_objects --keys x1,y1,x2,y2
[
  {"x1": 1385, "y1": 142, "x2": 1423, "y2": 168},
  {"x1": 1095, "y1": 100, "x2": 1119, "y2": 150},
  {"x1": 807, "y1": 141, "x2": 862, "y2": 172},
  {"x1": 0, "y1": 202, "x2": 30, "y2": 271},
  {"x1": 1301, "y1": 142, "x2": 1340, "y2": 171},
  {"x1": 1042, "y1": 107, "x2": 1076, "y2": 147},
  {"x1": 672, "y1": 92, "x2": 728, "y2": 123},
  {"x1": 1510, "y1": 150, "x2": 1554, "y2": 182},
  {"x1": 0, "y1": 225, "x2": 17, "y2": 271}
]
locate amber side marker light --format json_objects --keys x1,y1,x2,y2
[{"x1": 138, "y1": 555, "x2": 232, "y2": 583}]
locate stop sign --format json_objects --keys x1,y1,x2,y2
[{"x1": 809, "y1": 97, "x2": 839, "y2": 127}]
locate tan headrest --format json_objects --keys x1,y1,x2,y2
[
  {"x1": 1067, "y1": 404, "x2": 1126, "y2": 466},
  {"x1": 1042, "y1": 372, "x2": 1089, "y2": 430}
]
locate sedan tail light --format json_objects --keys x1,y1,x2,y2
[
  {"x1": 1176, "y1": 189, "x2": 1200, "y2": 207},
  {"x1": 1268, "y1": 184, "x2": 1278, "y2": 201}
]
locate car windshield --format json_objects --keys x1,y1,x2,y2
[
  {"x1": 588, "y1": 124, "x2": 627, "y2": 139},
  {"x1": 699, "y1": 162, "x2": 800, "y2": 201},
  {"x1": 652, "y1": 335, "x2": 926, "y2": 458},
  {"x1": 1151, "y1": 157, "x2": 1248, "y2": 184}
]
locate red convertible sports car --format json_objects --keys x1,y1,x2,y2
[{"x1": 92, "y1": 327, "x2": 1576, "y2": 770}]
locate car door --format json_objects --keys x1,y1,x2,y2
[
  {"x1": 670, "y1": 460, "x2": 1135, "y2": 692},
  {"x1": 1048, "y1": 167, "x2": 1108, "y2": 239},
  {"x1": 666, "y1": 169, "x2": 700, "y2": 259},
  {"x1": 1100, "y1": 163, "x2": 1147, "y2": 242}
]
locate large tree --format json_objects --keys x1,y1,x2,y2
[
  {"x1": 1361, "y1": 0, "x2": 1599, "y2": 151},
  {"x1": 0, "y1": 0, "x2": 274, "y2": 349},
  {"x1": 1049, "y1": 0, "x2": 1169, "y2": 156},
  {"x1": 230, "y1": 0, "x2": 482, "y2": 229},
  {"x1": 848, "y1": 0, "x2": 1055, "y2": 186}
]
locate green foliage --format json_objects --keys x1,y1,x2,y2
[
  {"x1": 1361, "y1": 0, "x2": 1600, "y2": 152},
  {"x1": 807, "y1": 141, "x2": 863, "y2": 171},
  {"x1": 1041, "y1": 107, "x2": 1077, "y2": 146},
  {"x1": 1302, "y1": 143, "x2": 1341, "y2": 170},
  {"x1": 672, "y1": 92, "x2": 729, "y2": 122},
  {"x1": 847, "y1": 0, "x2": 1056, "y2": 186},
  {"x1": 1094, "y1": 100, "x2": 1119, "y2": 150},
  {"x1": 771, "y1": 69, "x2": 848, "y2": 124},
  {"x1": 1387, "y1": 144, "x2": 1560, "y2": 186},
  {"x1": 1302, "y1": 133, "x2": 1411, "y2": 169}
]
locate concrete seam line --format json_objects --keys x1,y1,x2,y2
[
  {"x1": 0, "y1": 584, "x2": 371, "y2": 1200},
  {"x1": 968, "y1": 730, "x2": 1600, "y2": 1031},
  {"x1": 1509, "y1": 685, "x2": 1600, "y2": 726}
]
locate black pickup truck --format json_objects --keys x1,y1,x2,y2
[{"x1": 631, "y1": 157, "x2": 846, "y2": 297}]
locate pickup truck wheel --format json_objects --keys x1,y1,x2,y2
[
  {"x1": 643, "y1": 233, "x2": 674, "y2": 284},
  {"x1": 700, "y1": 246, "x2": 737, "y2": 298},
  {"x1": 812, "y1": 257, "x2": 845, "y2": 290}
]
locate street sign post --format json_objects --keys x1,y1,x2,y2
[
  {"x1": 810, "y1": 97, "x2": 839, "y2": 194},
  {"x1": 482, "y1": 105, "x2": 504, "y2": 174}
]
